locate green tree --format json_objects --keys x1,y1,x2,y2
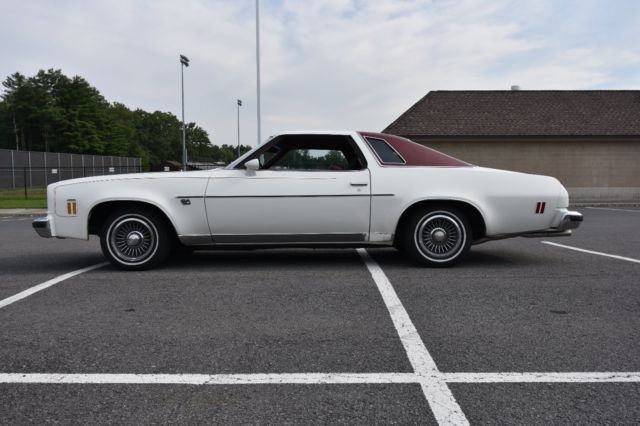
[
  {"x1": 1, "y1": 72, "x2": 30, "y2": 150},
  {"x1": 0, "y1": 68, "x2": 232, "y2": 168}
]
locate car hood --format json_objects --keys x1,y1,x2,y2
[{"x1": 47, "y1": 169, "x2": 223, "y2": 189}]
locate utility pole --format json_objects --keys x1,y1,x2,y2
[
  {"x1": 180, "y1": 54, "x2": 190, "y2": 171},
  {"x1": 237, "y1": 99, "x2": 243, "y2": 157},
  {"x1": 12, "y1": 113, "x2": 19, "y2": 151},
  {"x1": 256, "y1": 0, "x2": 262, "y2": 145}
]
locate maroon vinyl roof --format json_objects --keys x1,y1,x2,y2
[
  {"x1": 384, "y1": 90, "x2": 640, "y2": 138},
  {"x1": 359, "y1": 132, "x2": 470, "y2": 167}
]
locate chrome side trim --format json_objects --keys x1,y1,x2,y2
[
  {"x1": 203, "y1": 194, "x2": 393, "y2": 198},
  {"x1": 213, "y1": 233, "x2": 367, "y2": 244},
  {"x1": 178, "y1": 233, "x2": 367, "y2": 246}
]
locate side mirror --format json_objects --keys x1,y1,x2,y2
[{"x1": 244, "y1": 158, "x2": 260, "y2": 172}]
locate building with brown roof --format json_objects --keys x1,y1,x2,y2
[{"x1": 384, "y1": 90, "x2": 640, "y2": 203}]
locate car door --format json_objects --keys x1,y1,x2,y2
[{"x1": 205, "y1": 135, "x2": 371, "y2": 244}]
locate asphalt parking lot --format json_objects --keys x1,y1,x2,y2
[{"x1": 1, "y1": 207, "x2": 639, "y2": 425}]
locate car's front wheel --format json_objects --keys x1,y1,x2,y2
[
  {"x1": 100, "y1": 208, "x2": 171, "y2": 270},
  {"x1": 402, "y1": 207, "x2": 472, "y2": 267}
]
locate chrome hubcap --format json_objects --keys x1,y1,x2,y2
[
  {"x1": 416, "y1": 214, "x2": 464, "y2": 260},
  {"x1": 431, "y1": 228, "x2": 446, "y2": 242},
  {"x1": 126, "y1": 231, "x2": 143, "y2": 247},
  {"x1": 108, "y1": 216, "x2": 157, "y2": 264}
]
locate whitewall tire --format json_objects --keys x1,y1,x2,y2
[
  {"x1": 403, "y1": 207, "x2": 472, "y2": 267},
  {"x1": 100, "y1": 208, "x2": 171, "y2": 270}
]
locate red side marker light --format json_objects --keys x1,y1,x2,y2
[{"x1": 535, "y1": 202, "x2": 546, "y2": 214}]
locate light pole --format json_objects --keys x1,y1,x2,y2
[
  {"x1": 179, "y1": 54, "x2": 190, "y2": 171},
  {"x1": 237, "y1": 99, "x2": 242, "y2": 157},
  {"x1": 256, "y1": 0, "x2": 261, "y2": 145}
]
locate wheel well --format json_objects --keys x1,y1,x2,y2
[
  {"x1": 88, "y1": 201, "x2": 177, "y2": 239},
  {"x1": 394, "y1": 200, "x2": 486, "y2": 246}
]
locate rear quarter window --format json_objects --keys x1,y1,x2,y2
[
  {"x1": 361, "y1": 132, "x2": 471, "y2": 167},
  {"x1": 365, "y1": 137, "x2": 405, "y2": 164}
]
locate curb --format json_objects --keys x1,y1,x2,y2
[{"x1": 0, "y1": 209, "x2": 47, "y2": 217}]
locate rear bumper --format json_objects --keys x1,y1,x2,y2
[
  {"x1": 522, "y1": 209, "x2": 583, "y2": 238},
  {"x1": 474, "y1": 209, "x2": 584, "y2": 244},
  {"x1": 32, "y1": 215, "x2": 52, "y2": 238},
  {"x1": 557, "y1": 209, "x2": 583, "y2": 231}
]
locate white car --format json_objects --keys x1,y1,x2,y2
[{"x1": 33, "y1": 130, "x2": 582, "y2": 270}]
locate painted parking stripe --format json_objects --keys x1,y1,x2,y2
[
  {"x1": 541, "y1": 241, "x2": 640, "y2": 264},
  {"x1": 357, "y1": 248, "x2": 469, "y2": 426},
  {"x1": 0, "y1": 372, "x2": 418, "y2": 385},
  {"x1": 3, "y1": 371, "x2": 640, "y2": 386},
  {"x1": 585, "y1": 207, "x2": 640, "y2": 213},
  {"x1": 444, "y1": 372, "x2": 640, "y2": 383},
  {"x1": 0, "y1": 262, "x2": 108, "y2": 309}
]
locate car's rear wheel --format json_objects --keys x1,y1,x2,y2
[
  {"x1": 100, "y1": 208, "x2": 171, "y2": 270},
  {"x1": 402, "y1": 207, "x2": 472, "y2": 266}
]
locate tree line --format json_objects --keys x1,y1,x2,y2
[{"x1": 0, "y1": 69, "x2": 251, "y2": 167}]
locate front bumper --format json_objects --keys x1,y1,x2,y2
[{"x1": 32, "y1": 215, "x2": 52, "y2": 238}]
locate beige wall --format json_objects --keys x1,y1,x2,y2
[{"x1": 411, "y1": 137, "x2": 640, "y2": 203}]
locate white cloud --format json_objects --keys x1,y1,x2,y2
[{"x1": 1, "y1": 0, "x2": 638, "y2": 148}]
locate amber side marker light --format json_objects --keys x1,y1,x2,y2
[{"x1": 66, "y1": 199, "x2": 77, "y2": 215}]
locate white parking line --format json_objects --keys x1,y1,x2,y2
[
  {"x1": 357, "y1": 249, "x2": 469, "y2": 426},
  {"x1": 585, "y1": 207, "x2": 640, "y2": 213},
  {"x1": 1, "y1": 249, "x2": 639, "y2": 424},
  {"x1": 3, "y1": 371, "x2": 640, "y2": 386},
  {"x1": 0, "y1": 218, "x2": 31, "y2": 222},
  {"x1": 0, "y1": 262, "x2": 108, "y2": 309},
  {"x1": 0, "y1": 372, "x2": 418, "y2": 385},
  {"x1": 541, "y1": 241, "x2": 640, "y2": 264},
  {"x1": 444, "y1": 372, "x2": 640, "y2": 383}
]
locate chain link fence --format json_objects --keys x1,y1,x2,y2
[{"x1": 0, "y1": 148, "x2": 141, "y2": 190}]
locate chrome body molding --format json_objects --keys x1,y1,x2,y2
[
  {"x1": 178, "y1": 233, "x2": 368, "y2": 246},
  {"x1": 200, "y1": 194, "x2": 394, "y2": 199},
  {"x1": 213, "y1": 233, "x2": 366, "y2": 244}
]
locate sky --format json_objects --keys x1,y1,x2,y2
[{"x1": 1, "y1": 0, "x2": 639, "y2": 147}]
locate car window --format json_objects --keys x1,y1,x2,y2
[
  {"x1": 365, "y1": 137, "x2": 405, "y2": 164},
  {"x1": 242, "y1": 135, "x2": 366, "y2": 171},
  {"x1": 270, "y1": 149, "x2": 350, "y2": 171},
  {"x1": 238, "y1": 135, "x2": 367, "y2": 171},
  {"x1": 259, "y1": 145, "x2": 281, "y2": 168}
]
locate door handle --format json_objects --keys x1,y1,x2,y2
[{"x1": 350, "y1": 181, "x2": 368, "y2": 186}]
